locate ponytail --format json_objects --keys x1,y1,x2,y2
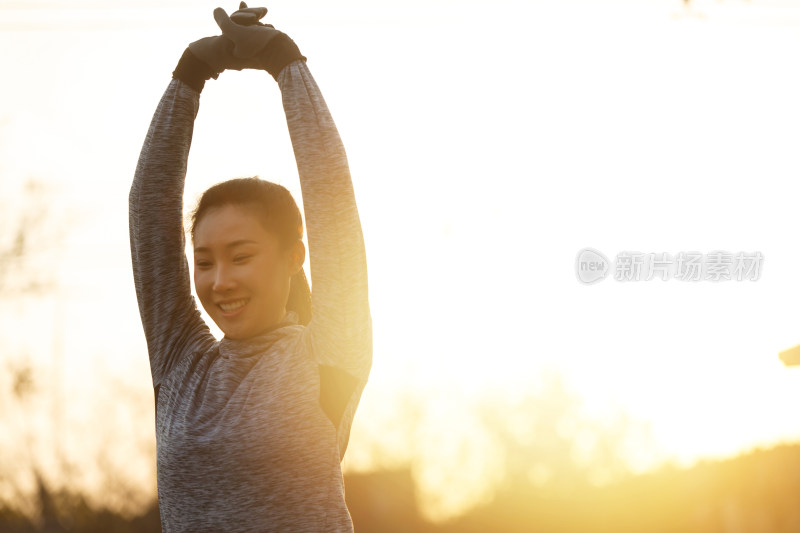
[{"x1": 287, "y1": 266, "x2": 312, "y2": 326}]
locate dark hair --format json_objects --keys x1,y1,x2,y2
[{"x1": 189, "y1": 176, "x2": 312, "y2": 326}]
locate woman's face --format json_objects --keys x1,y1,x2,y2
[{"x1": 192, "y1": 204, "x2": 304, "y2": 340}]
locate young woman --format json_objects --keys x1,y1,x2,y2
[{"x1": 128, "y1": 5, "x2": 373, "y2": 531}]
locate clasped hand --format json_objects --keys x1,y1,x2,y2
[{"x1": 189, "y1": 2, "x2": 283, "y2": 73}]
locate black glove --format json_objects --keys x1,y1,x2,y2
[{"x1": 173, "y1": 3, "x2": 306, "y2": 92}]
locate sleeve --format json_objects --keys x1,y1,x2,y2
[
  {"x1": 129, "y1": 78, "x2": 215, "y2": 389},
  {"x1": 277, "y1": 59, "x2": 373, "y2": 458}
]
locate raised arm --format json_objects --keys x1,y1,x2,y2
[
  {"x1": 128, "y1": 66, "x2": 214, "y2": 390},
  {"x1": 278, "y1": 58, "x2": 372, "y2": 461},
  {"x1": 279, "y1": 61, "x2": 373, "y2": 382}
]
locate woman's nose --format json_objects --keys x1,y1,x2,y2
[{"x1": 212, "y1": 265, "x2": 237, "y2": 293}]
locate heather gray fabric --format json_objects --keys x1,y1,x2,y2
[{"x1": 129, "y1": 58, "x2": 372, "y2": 532}]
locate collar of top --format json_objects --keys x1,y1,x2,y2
[{"x1": 218, "y1": 309, "x2": 301, "y2": 355}]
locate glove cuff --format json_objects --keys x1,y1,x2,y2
[
  {"x1": 172, "y1": 48, "x2": 221, "y2": 93},
  {"x1": 255, "y1": 32, "x2": 307, "y2": 81}
]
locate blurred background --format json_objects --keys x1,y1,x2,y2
[{"x1": 3, "y1": 0, "x2": 800, "y2": 531}]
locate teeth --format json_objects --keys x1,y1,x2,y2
[{"x1": 219, "y1": 299, "x2": 247, "y2": 312}]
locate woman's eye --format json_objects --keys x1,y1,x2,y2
[
  {"x1": 234, "y1": 255, "x2": 252, "y2": 263},
  {"x1": 196, "y1": 261, "x2": 212, "y2": 268}
]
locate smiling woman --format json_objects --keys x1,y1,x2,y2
[
  {"x1": 127, "y1": 4, "x2": 372, "y2": 532},
  {"x1": 189, "y1": 178, "x2": 310, "y2": 339}
]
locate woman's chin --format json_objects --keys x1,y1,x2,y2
[{"x1": 213, "y1": 318, "x2": 247, "y2": 340}]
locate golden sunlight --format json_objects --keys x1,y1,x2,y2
[{"x1": 3, "y1": 0, "x2": 800, "y2": 530}]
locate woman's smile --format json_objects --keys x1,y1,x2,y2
[{"x1": 218, "y1": 298, "x2": 250, "y2": 316}]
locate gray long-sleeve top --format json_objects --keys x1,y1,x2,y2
[{"x1": 128, "y1": 58, "x2": 373, "y2": 533}]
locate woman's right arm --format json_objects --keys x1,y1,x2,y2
[{"x1": 129, "y1": 66, "x2": 215, "y2": 389}]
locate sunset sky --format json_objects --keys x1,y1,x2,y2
[{"x1": 3, "y1": 0, "x2": 800, "y2": 523}]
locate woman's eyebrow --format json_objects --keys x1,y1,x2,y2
[{"x1": 194, "y1": 239, "x2": 259, "y2": 253}]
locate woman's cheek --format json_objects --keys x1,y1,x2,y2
[
  {"x1": 260, "y1": 263, "x2": 286, "y2": 303},
  {"x1": 194, "y1": 271, "x2": 212, "y2": 301}
]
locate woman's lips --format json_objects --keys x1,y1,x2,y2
[{"x1": 217, "y1": 298, "x2": 249, "y2": 317}]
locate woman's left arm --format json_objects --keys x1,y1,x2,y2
[
  {"x1": 278, "y1": 59, "x2": 373, "y2": 385},
  {"x1": 278, "y1": 58, "x2": 373, "y2": 459}
]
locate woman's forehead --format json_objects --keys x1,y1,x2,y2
[{"x1": 193, "y1": 204, "x2": 277, "y2": 250}]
